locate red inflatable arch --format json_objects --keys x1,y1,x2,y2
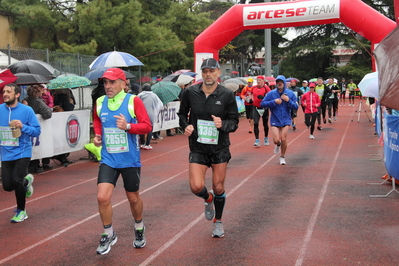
[{"x1": 194, "y1": 0, "x2": 396, "y2": 74}]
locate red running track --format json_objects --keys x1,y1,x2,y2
[{"x1": 1, "y1": 102, "x2": 397, "y2": 265}]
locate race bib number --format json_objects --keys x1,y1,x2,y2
[
  {"x1": 257, "y1": 108, "x2": 265, "y2": 116},
  {"x1": 197, "y1": 119, "x2": 219, "y2": 145},
  {"x1": 0, "y1": 126, "x2": 19, "y2": 146},
  {"x1": 104, "y1": 127, "x2": 129, "y2": 153}
]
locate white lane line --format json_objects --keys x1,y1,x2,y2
[
  {"x1": 294, "y1": 119, "x2": 350, "y2": 266},
  {"x1": 139, "y1": 130, "x2": 308, "y2": 266},
  {"x1": 0, "y1": 128, "x2": 309, "y2": 265},
  {"x1": 0, "y1": 178, "x2": 97, "y2": 213},
  {"x1": 0, "y1": 169, "x2": 188, "y2": 265},
  {"x1": 0, "y1": 145, "x2": 188, "y2": 213}
]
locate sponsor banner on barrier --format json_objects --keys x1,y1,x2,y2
[
  {"x1": 243, "y1": 0, "x2": 340, "y2": 26},
  {"x1": 153, "y1": 101, "x2": 180, "y2": 132},
  {"x1": 32, "y1": 110, "x2": 90, "y2": 160},
  {"x1": 383, "y1": 114, "x2": 399, "y2": 179}
]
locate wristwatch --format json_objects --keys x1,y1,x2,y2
[{"x1": 125, "y1": 123, "x2": 131, "y2": 132}]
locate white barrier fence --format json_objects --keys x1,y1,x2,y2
[
  {"x1": 1, "y1": 101, "x2": 180, "y2": 164},
  {"x1": 31, "y1": 110, "x2": 91, "y2": 160}
]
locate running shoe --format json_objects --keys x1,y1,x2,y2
[
  {"x1": 249, "y1": 127, "x2": 252, "y2": 133},
  {"x1": 328, "y1": 118, "x2": 332, "y2": 123},
  {"x1": 334, "y1": 116, "x2": 337, "y2": 121},
  {"x1": 274, "y1": 144, "x2": 280, "y2": 154},
  {"x1": 323, "y1": 119, "x2": 326, "y2": 124},
  {"x1": 133, "y1": 227, "x2": 146, "y2": 248},
  {"x1": 212, "y1": 220, "x2": 224, "y2": 238},
  {"x1": 96, "y1": 232, "x2": 117, "y2": 255},
  {"x1": 204, "y1": 190, "x2": 215, "y2": 220},
  {"x1": 254, "y1": 139, "x2": 260, "y2": 146},
  {"x1": 317, "y1": 125, "x2": 322, "y2": 130},
  {"x1": 11, "y1": 209, "x2": 28, "y2": 223},
  {"x1": 144, "y1": 145, "x2": 153, "y2": 150},
  {"x1": 309, "y1": 134, "x2": 315, "y2": 139},
  {"x1": 264, "y1": 137, "x2": 269, "y2": 146},
  {"x1": 140, "y1": 144, "x2": 146, "y2": 149},
  {"x1": 25, "y1": 174, "x2": 34, "y2": 198},
  {"x1": 292, "y1": 124, "x2": 296, "y2": 130},
  {"x1": 279, "y1": 156, "x2": 286, "y2": 165}
]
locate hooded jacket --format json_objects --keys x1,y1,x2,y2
[
  {"x1": 260, "y1": 75, "x2": 298, "y2": 127},
  {"x1": 178, "y1": 83, "x2": 239, "y2": 153}
]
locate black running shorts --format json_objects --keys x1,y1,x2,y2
[
  {"x1": 98, "y1": 164, "x2": 141, "y2": 192},
  {"x1": 245, "y1": 105, "x2": 254, "y2": 119},
  {"x1": 189, "y1": 149, "x2": 231, "y2": 167}
]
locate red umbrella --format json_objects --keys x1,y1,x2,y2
[
  {"x1": 0, "y1": 69, "x2": 18, "y2": 89},
  {"x1": 0, "y1": 69, "x2": 18, "y2": 104},
  {"x1": 137, "y1": 76, "x2": 152, "y2": 83},
  {"x1": 173, "y1": 69, "x2": 191, "y2": 75},
  {"x1": 265, "y1": 76, "x2": 276, "y2": 86}
]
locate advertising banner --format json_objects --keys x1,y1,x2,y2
[
  {"x1": 383, "y1": 114, "x2": 399, "y2": 179},
  {"x1": 31, "y1": 110, "x2": 90, "y2": 160},
  {"x1": 152, "y1": 101, "x2": 180, "y2": 132},
  {"x1": 243, "y1": 0, "x2": 340, "y2": 26}
]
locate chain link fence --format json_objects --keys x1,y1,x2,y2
[{"x1": 0, "y1": 45, "x2": 170, "y2": 110}]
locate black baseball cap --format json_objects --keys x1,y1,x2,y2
[{"x1": 201, "y1": 58, "x2": 220, "y2": 70}]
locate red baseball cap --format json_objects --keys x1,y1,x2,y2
[
  {"x1": 101, "y1": 68, "x2": 126, "y2": 81},
  {"x1": 309, "y1": 82, "x2": 316, "y2": 88},
  {"x1": 257, "y1": 75, "x2": 265, "y2": 80}
]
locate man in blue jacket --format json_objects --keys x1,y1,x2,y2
[
  {"x1": 260, "y1": 75, "x2": 298, "y2": 165},
  {"x1": 0, "y1": 83, "x2": 41, "y2": 222}
]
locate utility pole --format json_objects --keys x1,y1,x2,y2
[{"x1": 264, "y1": 0, "x2": 272, "y2": 76}]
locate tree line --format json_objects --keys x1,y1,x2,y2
[{"x1": 0, "y1": 0, "x2": 394, "y2": 81}]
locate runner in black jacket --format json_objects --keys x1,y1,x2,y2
[{"x1": 178, "y1": 58, "x2": 239, "y2": 238}]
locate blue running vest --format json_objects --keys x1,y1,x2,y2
[{"x1": 99, "y1": 95, "x2": 141, "y2": 168}]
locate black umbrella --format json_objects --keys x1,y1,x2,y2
[
  {"x1": 15, "y1": 73, "x2": 49, "y2": 85},
  {"x1": 8, "y1": 59, "x2": 61, "y2": 79}
]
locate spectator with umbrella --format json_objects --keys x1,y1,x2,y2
[
  {"x1": 151, "y1": 81, "x2": 182, "y2": 138},
  {"x1": 137, "y1": 84, "x2": 164, "y2": 150},
  {"x1": 22, "y1": 85, "x2": 53, "y2": 173}
]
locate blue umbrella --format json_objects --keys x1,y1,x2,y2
[
  {"x1": 181, "y1": 72, "x2": 197, "y2": 77},
  {"x1": 89, "y1": 51, "x2": 144, "y2": 69},
  {"x1": 84, "y1": 67, "x2": 135, "y2": 80}
]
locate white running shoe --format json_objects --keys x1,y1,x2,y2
[
  {"x1": 279, "y1": 157, "x2": 286, "y2": 165},
  {"x1": 309, "y1": 134, "x2": 315, "y2": 139}
]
